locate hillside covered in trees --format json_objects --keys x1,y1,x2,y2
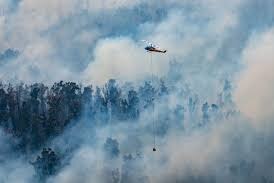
[
  {"x1": 0, "y1": 79, "x2": 168, "y2": 150},
  {"x1": 0, "y1": 78, "x2": 237, "y2": 182},
  {"x1": 0, "y1": 78, "x2": 235, "y2": 151}
]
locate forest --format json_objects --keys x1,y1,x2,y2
[
  {"x1": 0, "y1": 79, "x2": 171, "y2": 150},
  {"x1": 0, "y1": 77, "x2": 237, "y2": 182}
]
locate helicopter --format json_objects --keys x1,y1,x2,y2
[
  {"x1": 141, "y1": 40, "x2": 167, "y2": 152},
  {"x1": 142, "y1": 40, "x2": 167, "y2": 53}
]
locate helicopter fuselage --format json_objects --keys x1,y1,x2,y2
[{"x1": 145, "y1": 46, "x2": 167, "y2": 53}]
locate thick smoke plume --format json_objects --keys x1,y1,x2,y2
[{"x1": 0, "y1": 0, "x2": 274, "y2": 183}]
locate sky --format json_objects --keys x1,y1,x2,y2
[{"x1": 0, "y1": 0, "x2": 274, "y2": 182}]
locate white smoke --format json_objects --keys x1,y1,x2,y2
[
  {"x1": 83, "y1": 37, "x2": 169, "y2": 85},
  {"x1": 234, "y1": 28, "x2": 274, "y2": 125},
  {"x1": 0, "y1": 0, "x2": 274, "y2": 183},
  {"x1": 0, "y1": 130, "x2": 35, "y2": 183},
  {"x1": 0, "y1": 0, "x2": 245, "y2": 84}
]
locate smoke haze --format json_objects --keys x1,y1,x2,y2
[{"x1": 0, "y1": 0, "x2": 274, "y2": 182}]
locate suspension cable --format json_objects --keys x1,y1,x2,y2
[{"x1": 150, "y1": 53, "x2": 156, "y2": 151}]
